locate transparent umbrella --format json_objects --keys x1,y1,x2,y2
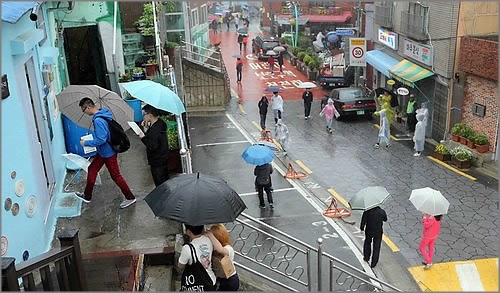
[
  {"x1": 409, "y1": 187, "x2": 450, "y2": 216},
  {"x1": 348, "y1": 186, "x2": 390, "y2": 210}
]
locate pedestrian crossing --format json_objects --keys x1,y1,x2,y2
[{"x1": 408, "y1": 258, "x2": 498, "y2": 291}]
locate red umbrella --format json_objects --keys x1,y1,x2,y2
[{"x1": 208, "y1": 15, "x2": 218, "y2": 21}]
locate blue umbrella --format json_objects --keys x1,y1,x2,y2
[
  {"x1": 119, "y1": 80, "x2": 186, "y2": 115},
  {"x1": 241, "y1": 144, "x2": 274, "y2": 166},
  {"x1": 326, "y1": 32, "x2": 339, "y2": 43},
  {"x1": 264, "y1": 86, "x2": 281, "y2": 93}
]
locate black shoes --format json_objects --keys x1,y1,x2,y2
[{"x1": 74, "y1": 192, "x2": 91, "y2": 203}]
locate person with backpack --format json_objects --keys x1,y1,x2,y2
[
  {"x1": 139, "y1": 105, "x2": 169, "y2": 186},
  {"x1": 75, "y1": 98, "x2": 136, "y2": 209},
  {"x1": 254, "y1": 163, "x2": 274, "y2": 209}
]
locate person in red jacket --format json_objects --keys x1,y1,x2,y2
[
  {"x1": 419, "y1": 214, "x2": 443, "y2": 269},
  {"x1": 268, "y1": 55, "x2": 275, "y2": 74}
]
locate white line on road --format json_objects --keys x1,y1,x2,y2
[
  {"x1": 195, "y1": 140, "x2": 249, "y2": 147},
  {"x1": 239, "y1": 187, "x2": 296, "y2": 197},
  {"x1": 456, "y1": 263, "x2": 484, "y2": 291},
  {"x1": 225, "y1": 113, "x2": 376, "y2": 277}
]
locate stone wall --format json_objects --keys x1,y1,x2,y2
[
  {"x1": 459, "y1": 37, "x2": 498, "y2": 81},
  {"x1": 462, "y1": 74, "x2": 498, "y2": 153}
]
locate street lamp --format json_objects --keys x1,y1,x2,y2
[{"x1": 287, "y1": 1, "x2": 299, "y2": 47}]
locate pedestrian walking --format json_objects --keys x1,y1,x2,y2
[
  {"x1": 139, "y1": 105, "x2": 169, "y2": 186},
  {"x1": 277, "y1": 52, "x2": 284, "y2": 73},
  {"x1": 360, "y1": 206, "x2": 387, "y2": 268},
  {"x1": 258, "y1": 95, "x2": 269, "y2": 129},
  {"x1": 242, "y1": 35, "x2": 248, "y2": 51},
  {"x1": 270, "y1": 91, "x2": 283, "y2": 123},
  {"x1": 218, "y1": 16, "x2": 223, "y2": 32},
  {"x1": 254, "y1": 163, "x2": 274, "y2": 208},
  {"x1": 374, "y1": 108, "x2": 391, "y2": 149},
  {"x1": 268, "y1": 55, "x2": 275, "y2": 74},
  {"x1": 406, "y1": 94, "x2": 417, "y2": 133},
  {"x1": 225, "y1": 16, "x2": 230, "y2": 31},
  {"x1": 75, "y1": 98, "x2": 136, "y2": 209},
  {"x1": 236, "y1": 58, "x2": 243, "y2": 83},
  {"x1": 212, "y1": 19, "x2": 218, "y2": 35},
  {"x1": 416, "y1": 102, "x2": 429, "y2": 128},
  {"x1": 208, "y1": 224, "x2": 240, "y2": 291},
  {"x1": 412, "y1": 113, "x2": 426, "y2": 157},
  {"x1": 419, "y1": 214, "x2": 442, "y2": 270},
  {"x1": 302, "y1": 88, "x2": 314, "y2": 119},
  {"x1": 237, "y1": 34, "x2": 244, "y2": 51},
  {"x1": 274, "y1": 119, "x2": 289, "y2": 154},
  {"x1": 320, "y1": 95, "x2": 329, "y2": 111},
  {"x1": 319, "y1": 98, "x2": 339, "y2": 134},
  {"x1": 234, "y1": 15, "x2": 239, "y2": 30}
]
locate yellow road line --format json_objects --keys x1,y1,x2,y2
[
  {"x1": 327, "y1": 188, "x2": 349, "y2": 207},
  {"x1": 427, "y1": 156, "x2": 477, "y2": 181},
  {"x1": 382, "y1": 234, "x2": 400, "y2": 252},
  {"x1": 408, "y1": 258, "x2": 498, "y2": 292},
  {"x1": 273, "y1": 139, "x2": 283, "y2": 150},
  {"x1": 295, "y1": 160, "x2": 313, "y2": 174},
  {"x1": 252, "y1": 121, "x2": 261, "y2": 131},
  {"x1": 373, "y1": 124, "x2": 399, "y2": 141},
  {"x1": 238, "y1": 104, "x2": 247, "y2": 115}
]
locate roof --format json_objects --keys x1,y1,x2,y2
[
  {"x1": 1, "y1": 1, "x2": 40, "y2": 23},
  {"x1": 304, "y1": 11, "x2": 352, "y2": 23}
]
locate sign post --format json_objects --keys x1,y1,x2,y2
[{"x1": 349, "y1": 38, "x2": 366, "y2": 67}]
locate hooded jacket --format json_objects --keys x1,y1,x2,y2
[
  {"x1": 83, "y1": 108, "x2": 115, "y2": 158},
  {"x1": 422, "y1": 215, "x2": 441, "y2": 239}
]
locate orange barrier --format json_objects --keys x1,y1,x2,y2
[
  {"x1": 323, "y1": 196, "x2": 352, "y2": 218},
  {"x1": 284, "y1": 162, "x2": 308, "y2": 179},
  {"x1": 260, "y1": 129, "x2": 273, "y2": 142}
]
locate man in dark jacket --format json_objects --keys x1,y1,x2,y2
[
  {"x1": 258, "y1": 95, "x2": 269, "y2": 129},
  {"x1": 237, "y1": 34, "x2": 244, "y2": 51},
  {"x1": 277, "y1": 52, "x2": 284, "y2": 73},
  {"x1": 254, "y1": 163, "x2": 273, "y2": 208},
  {"x1": 302, "y1": 88, "x2": 313, "y2": 119},
  {"x1": 360, "y1": 206, "x2": 387, "y2": 268},
  {"x1": 140, "y1": 104, "x2": 169, "y2": 186},
  {"x1": 76, "y1": 98, "x2": 136, "y2": 209}
]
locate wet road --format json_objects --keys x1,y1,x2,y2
[{"x1": 209, "y1": 16, "x2": 498, "y2": 291}]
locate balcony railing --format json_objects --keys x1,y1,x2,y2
[
  {"x1": 374, "y1": 4, "x2": 393, "y2": 28},
  {"x1": 400, "y1": 11, "x2": 428, "y2": 40}
]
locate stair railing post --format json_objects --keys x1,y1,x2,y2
[
  {"x1": 306, "y1": 249, "x2": 312, "y2": 291},
  {"x1": 58, "y1": 229, "x2": 87, "y2": 291},
  {"x1": 317, "y1": 237, "x2": 323, "y2": 292},
  {"x1": 2, "y1": 257, "x2": 20, "y2": 291},
  {"x1": 329, "y1": 259, "x2": 334, "y2": 292}
]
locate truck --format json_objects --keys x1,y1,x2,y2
[{"x1": 316, "y1": 52, "x2": 354, "y2": 90}]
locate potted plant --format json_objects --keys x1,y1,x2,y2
[
  {"x1": 464, "y1": 127, "x2": 476, "y2": 148},
  {"x1": 458, "y1": 124, "x2": 472, "y2": 145},
  {"x1": 164, "y1": 41, "x2": 178, "y2": 65},
  {"x1": 432, "y1": 144, "x2": 451, "y2": 161},
  {"x1": 132, "y1": 67, "x2": 145, "y2": 80},
  {"x1": 306, "y1": 59, "x2": 319, "y2": 80},
  {"x1": 138, "y1": 3, "x2": 155, "y2": 47},
  {"x1": 450, "y1": 146, "x2": 473, "y2": 169},
  {"x1": 451, "y1": 122, "x2": 463, "y2": 142},
  {"x1": 474, "y1": 133, "x2": 490, "y2": 153},
  {"x1": 143, "y1": 58, "x2": 159, "y2": 76},
  {"x1": 296, "y1": 51, "x2": 307, "y2": 71},
  {"x1": 160, "y1": 115, "x2": 182, "y2": 173},
  {"x1": 119, "y1": 71, "x2": 132, "y2": 83}
]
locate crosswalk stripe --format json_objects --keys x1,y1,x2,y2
[
  {"x1": 456, "y1": 263, "x2": 484, "y2": 291},
  {"x1": 474, "y1": 258, "x2": 499, "y2": 292}
]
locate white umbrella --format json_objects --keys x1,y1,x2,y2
[
  {"x1": 349, "y1": 186, "x2": 390, "y2": 210},
  {"x1": 297, "y1": 82, "x2": 317, "y2": 89},
  {"x1": 273, "y1": 46, "x2": 286, "y2": 52},
  {"x1": 409, "y1": 187, "x2": 449, "y2": 216},
  {"x1": 266, "y1": 50, "x2": 278, "y2": 56}
]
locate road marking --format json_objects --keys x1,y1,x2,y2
[
  {"x1": 231, "y1": 88, "x2": 240, "y2": 100},
  {"x1": 327, "y1": 188, "x2": 400, "y2": 252},
  {"x1": 239, "y1": 187, "x2": 296, "y2": 197},
  {"x1": 196, "y1": 140, "x2": 249, "y2": 147},
  {"x1": 251, "y1": 121, "x2": 261, "y2": 131},
  {"x1": 238, "y1": 104, "x2": 247, "y2": 114},
  {"x1": 373, "y1": 124, "x2": 399, "y2": 141},
  {"x1": 225, "y1": 112, "x2": 377, "y2": 277},
  {"x1": 408, "y1": 258, "x2": 498, "y2": 292},
  {"x1": 426, "y1": 156, "x2": 477, "y2": 181},
  {"x1": 295, "y1": 160, "x2": 313, "y2": 174}
]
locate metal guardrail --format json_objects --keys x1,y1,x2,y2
[{"x1": 227, "y1": 213, "x2": 401, "y2": 292}]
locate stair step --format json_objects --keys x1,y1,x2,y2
[{"x1": 142, "y1": 265, "x2": 174, "y2": 291}]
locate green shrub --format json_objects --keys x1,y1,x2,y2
[
  {"x1": 303, "y1": 55, "x2": 313, "y2": 65},
  {"x1": 474, "y1": 133, "x2": 489, "y2": 145},
  {"x1": 290, "y1": 47, "x2": 301, "y2": 56},
  {"x1": 280, "y1": 36, "x2": 292, "y2": 46},
  {"x1": 461, "y1": 125, "x2": 475, "y2": 140},
  {"x1": 451, "y1": 122, "x2": 464, "y2": 135},
  {"x1": 297, "y1": 51, "x2": 307, "y2": 61},
  {"x1": 308, "y1": 60, "x2": 319, "y2": 71},
  {"x1": 450, "y1": 146, "x2": 473, "y2": 161}
]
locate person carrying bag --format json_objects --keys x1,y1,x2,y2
[{"x1": 180, "y1": 243, "x2": 216, "y2": 291}]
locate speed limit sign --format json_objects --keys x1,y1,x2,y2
[{"x1": 349, "y1": 38, "x2": 366, "y2": 66}]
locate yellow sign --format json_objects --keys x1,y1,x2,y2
[{"x1": 351, "y1": 39, "x2": 365, "y2": 46}]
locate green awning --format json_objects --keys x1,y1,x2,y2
[{"x1": 388, "y1": 59, "x2": 434, "y2": 88}]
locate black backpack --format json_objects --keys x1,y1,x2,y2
[{"x1": 104, "y1": 118, "x2": 130, "y2": 153}]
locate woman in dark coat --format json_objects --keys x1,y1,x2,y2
[
  {"x1": 258, "y1": 95, "x2": 269, "y2": 130},
  {"x1": 140, "y1": 104, "x2": 169, "y2": 186}
]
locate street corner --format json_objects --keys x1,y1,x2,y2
[{"x1": 408, "y1": 258, "x2": 499, "y2": 292}]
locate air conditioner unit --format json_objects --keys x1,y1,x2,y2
[{"x1": 472, "y1": 103, "x2": 486, "y2": 117}]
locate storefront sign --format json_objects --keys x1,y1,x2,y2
[
  {"x1": 397, "y1": 87, "x2": 409, "y2": 95},
  {"x1": 378, "y1": 28, "x2": 398, "y2": 50},
  {"x1": 349, "y1": 38, "x2": 366, "y2": 67},
  {"x1": 404, "y1": 38, "x2": 433, "y2": 66}
]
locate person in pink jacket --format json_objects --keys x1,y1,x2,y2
[
  {"x1": 319, "y1": 98, "x2": 339, "y2": 134},
  {"x1": 419, "y1": 213, "x2": 443, "y2": 269}
]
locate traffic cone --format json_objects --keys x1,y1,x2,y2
[
  {"x1": 284, "y1": 162, "x2": 307, "y2": 179},
  {"x1": 323, "y1": 196, "x2": 352, "y2": 218},
  {"x1": 260, "y1": 129, "x2": 273, "y2": 142}
]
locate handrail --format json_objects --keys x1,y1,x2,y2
[
  {"x1": 229, "y1": 212, "x2": 401, "y2": 291},
  {"x1": 15, "y1": 247, "x2": 74, "y2": 277}
]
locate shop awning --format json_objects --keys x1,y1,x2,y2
[
  {"x1": 365, "y1": 50, "x2": 400, "y2": 77},
  {"x1": 389, "y1": 59, "x2": 434, "y2": 88}
]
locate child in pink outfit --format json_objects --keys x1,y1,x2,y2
[
  {"x1": 319, "y1": 98, "x2": 339, "y2": 134},
  {"x1": 419, "y1": 214, "x2": 442, "y2": 269}
]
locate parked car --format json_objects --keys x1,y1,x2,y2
[
  {"x1": 317, "y1": 53, "x2": 354, "y2": 89},
  {"x1": 329, "y1": 87, "x2": 376, "y2": 120},
  {"x1": 251, "y1": 35, "x2": 280, "y2": 60}
]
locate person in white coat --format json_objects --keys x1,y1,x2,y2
[
  {"x1": 274, "y1": 119, "x2": 290, "y2": 155},
  {"x1": 270, "y1": 91, "x2": 284, "y2": 124},
  {"x1": 416, "y1": 102, "x2": 429, "y2": 128},
  {"x1": 374, "y1": 108, "x2": 391, "y2": 149},
  {"x1": 413, "y1": 113, "x2": 426, "y2": 156}
]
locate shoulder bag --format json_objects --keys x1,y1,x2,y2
[{"x1": 180, "y1": 243, "x2": 215, "y2": 291}]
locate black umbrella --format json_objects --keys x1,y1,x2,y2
[{"x1": 144, "y1": 173, "x2": 247, "y2": 226}]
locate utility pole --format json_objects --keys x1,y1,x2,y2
[{"x1": 354, "y1": 0, "x2": 362, "y2": 87}]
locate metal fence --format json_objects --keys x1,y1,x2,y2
[{"x1": 227, "y1": 213, "x2": 401, "y2": 292}]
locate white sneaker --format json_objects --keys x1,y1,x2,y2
[
  {"x1": 120, "y1": 198, "x2": 136, "y2": 209},
  {"x1": 424, "y1": 263, "x2": 433, "y2": 270}
]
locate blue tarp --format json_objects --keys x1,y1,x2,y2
[
  {"x1": 365, "y1": 50, "x2": 400, "y2": 77},
  {"x1": 1, "y1": 2, "x2": 40, "y2": 23}
]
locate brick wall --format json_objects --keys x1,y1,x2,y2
[
  {"x1": 458, "y1": 37, "x2": 498, "y2": 81},
  {"x1": 462, "y1": 75, "x2": 498, "y2": 153}
]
